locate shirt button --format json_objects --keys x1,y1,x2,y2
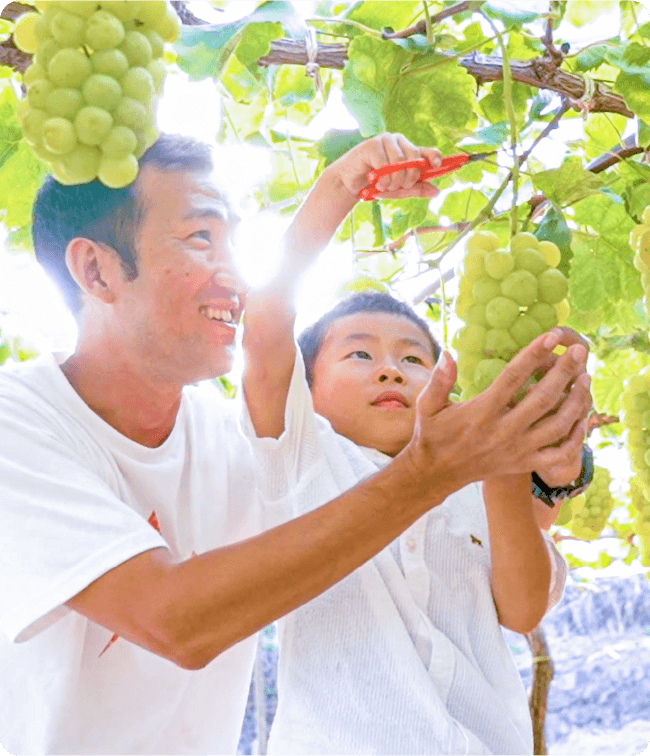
[{"x1": 405, "y1": 537, "x2": 417, "y2": 553}]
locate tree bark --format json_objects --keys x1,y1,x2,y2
[{"x1": 526, "y1": 626, "x2": 554, "y2": 755}]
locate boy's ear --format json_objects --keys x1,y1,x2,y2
[{"x1": 65, "y1": 238, "x2": 122, "y2": 305}]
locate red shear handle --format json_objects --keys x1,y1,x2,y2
[{"x1": 360, "y1": 153, "x2": 472, "y2": 200}]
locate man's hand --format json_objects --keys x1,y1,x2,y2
[
  {"x1": 402, "y1": 328, "x2": 592, "y2": 494},
  {"x1": 328, "y1": 133, "x2": 442, "y2": 201}
]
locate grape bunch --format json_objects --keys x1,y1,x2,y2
[
  {"x1": 630, "y1": 206, "x2": 650, "y2": 320},
  {"x1": 565, "y1": 466, "x2": 615, "y2": 541},
  {"x1": 453, "y1": 229, "x2": 570, "y2": 399},
  {"x1": 13, "y1": 0, "x2": 179, "y2": 188},
  {"x1": 621, "y1": 370, "x2": 650, "y2": 562}
]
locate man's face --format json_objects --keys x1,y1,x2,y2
[
  {"x1": 310, "y1": 312, "x2": 435, "y2": 457},
  {"x1": 115, "y1": 165, "x2": 245, "y2": 385}
]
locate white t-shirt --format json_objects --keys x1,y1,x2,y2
[
  {"x1": 241, "y1": 352, "x2": 567, "y2": 756},
  {"x1": 0, "y1": 354, "x2": 262, "y2": 755}
]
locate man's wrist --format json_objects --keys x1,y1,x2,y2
[{"x1": 532, "y1": 445, "x2": 594, "y2": 507}]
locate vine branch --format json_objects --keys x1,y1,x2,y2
[{"x1": 380, "y1": 0, "x2": 485, "y2": 39}]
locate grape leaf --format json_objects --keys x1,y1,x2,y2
[
  {"x1": 534, "y1": 204, "x2": 572, "y2": 275},
  {"x1": 440, "y1": 188, "x2": 486, "y2": 225},
  {"x1": 614, "y1": 71, "x2": 650, "y2": 121},
  {"x1": 584, "y1": 113, "x2": 627, "y2": 160},
  {"x1": 483, "y1": 1, "x2": 538, "y2": 25},
  {"x1": 593, "y1": 350, "x2": 650, "y2": 415},
  {"x1": 532, "y1": 157, "x2": 604, "y2": 207},
  {"x1": 342, "y1": 66, "x2": 386, "y2": 137},
  {"x1": 0, "y1": 142, "x2": 47, "y2": 231},
  {"x1": 565, "y1": 0, "x2": 619, "y2": 26},
  {"x1": 575, "y1": 43, "x2": 610, "y2": 72},
  {"x1": 318, "y1": 129, "x2": 364, "y2": 166},
  {"x1": 0, "y1": 87, "x2": 22, "y2": 172},
  {"x1": 344, "y1": 1, "x2": 421, "y2": 31}
]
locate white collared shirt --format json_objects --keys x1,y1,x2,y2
[{"x1": 241, "y1": 351, "x2": 566, "y2": 755}]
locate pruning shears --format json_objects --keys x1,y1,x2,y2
[{"x1": 359, "y1": 151, "x2": 497, "y2": 201}]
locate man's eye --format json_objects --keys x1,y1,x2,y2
[
  {"x1": 191, "y1": 230, "x2": 211, "y2": 241},
  {"x1": 349, "y1": 350, "x2": 371, "y2": 360},
  {"x1": 404, "y1": 355, "x2": 423, "y2": 364}
]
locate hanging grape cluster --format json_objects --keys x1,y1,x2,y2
[
  {"x1": 622, "y1": 370, "x2": 650, "y2": 564},
  {"x1": 563, "y1": 466, "x2": 615, "y2": 541},
  {"x1": 453, "y1": 230, "x2": 570, "y2": 399},
  {"x1": 630, "y1": 207, "x2": 650, "y2": 319},
  {"x1": 13, "y1": 0, "x2": 179, "y2": 188}
]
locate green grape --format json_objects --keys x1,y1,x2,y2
[
  {"x1": 466, "y1": 229, "x2": 500, "y2": 255},
  {"x1": 35, "y1": 38, "x2": 62, "y2": 70},
  {"x1": 59, "y1": 1, "x2": 99, "y2": 18},
  {"x1": 147, "y1": 58, "x2": 166, "y2": 95},
  {"x1": 27, "y1": 79, "x2": 55, "y2": 110},
  {"x1": 566, "y1": 466, "x2": 614, "y2": 541},
  {"x1": 82, "y1": 74, "x2": 122, "y2": 111},
  {"x1": 509, "y1": 314, "x2": 542, "y2": 348},
  {"x1": 155, "y1": 8, "x2": 181, "y2": 43},
  {"x1": 643, "y1": 207, "x2": 650, "y2": 225},
  {"x1": 120, "y1": 30, "x2": 152, "y2": 67},
  {"x1": 98, "y1": 153, "x2": 138, "y2": 188},
  {"x1": 74, "y1": 106, "x2": 113, "y2": 146},
  {"x1": 120, "y1": 66, "x2": 154, "y2": 102},
  {"x1": 134, "y1": 126, "x2": 157, "y2": 156},
  {"x1": 538, "y1": 240, "x2": 561, "y2": 268},
  {"x1": 463, "y1": 250, "x2": 486, "y2": 281},
  {"x1": 454, "y1": 292, "x2": 474, "y2": 319},
  {"x1": 100, "y1": 124, "x2": 137, "y2": 157},
  {"x1": 485, "y1": 296, "x2": 519, "y2": 329},
  {"x1": 473, "y1": 358, "x2": 507, "y2": 392},
  {"x1": 50, "y1": 10, "x2": 86, "y2": 47},
  {"x1": 33, "y1": 13, "x2": 54, "y2": 43},
  {"x1": 464, "y1": 303, "x2": 488, "y2": 327},
  {"x1": 484, "y1": 249, "x2": 515, "y2": 280},
  {"x1": 527, "y1": 302, "x2": 558, "y2": 331},
  {"x1": 42, "y1": 116, "x2": 77, "y2": 154},
  {"x1": 99, "y1": 1, "x2": 142, "y2": 22},
  {"x1": 114, "y1": 96, "x2": 148, "y2": 130},
  {"x1": 12, "y1": 12, "x2": 41, "y2": 53},
  {"x1": 33, "y1": 1, "x2": 62, "y2": 12},
  {"x1": 143, "y1": 29, "x2": 165, "y2": 58},
  {"x1": 23, "y1": 63, "x2": 48, "y2": 87},
  {"x1": 21, "y1": 107, "x2": 49, "y2": 146},
  {"x1": 457, "y1": 352, "x2": 481, "y2": 384},
  {"x1": 484, "y1": 329, "x2": 518, "y2": 360},
  {"x1": 53, "y1": 144, "x2": 100, "y2": 184},
  {"x1": 472, "y1": 277, "x2": 501, "y2": 304},
  {"x1": 91, "y1": 49, "x2": 129, "y2": 78},
  {"x1": 509, "y1": 231, "x2": 539, "y2": 254},
  {"x1": 454, "y1": 324, "x2": 487, "y2": 354},
  {"x1": 500, "y1": 270, "x2": 538, "y2": 307},
  {"x1": 134, "y1": 0, "x2": 167, "y2": 25},
  {"x1": 48, "y1": 48, "x2": 92, "y2": 88},
  {"x1": 554, "y1": 498, "x2": 573, "y2": 527},
  {"x1": 538, "y1": 268, "x2": 569, "y2": 305},
  {"x1": 46, "y1": 87, "x2": 83, "y2": 118},
  {"x1": 554, "y1": 298, "x2": 570, "y2": 325},
  {"x1": 85, "y1": 9, "x2": 125, "y2": 50},
  {"x1": 514, "y1": 248, "x2": 548, "y2": 276}
]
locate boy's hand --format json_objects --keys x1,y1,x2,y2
[
  {"x1": 329, "y1": 133, "x2": 442, "y2": 200},
  {"x1": 403, "y1": 329, "x2": 592, "y2": 492}
]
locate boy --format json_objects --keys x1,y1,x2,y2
[{"x1": 242, "y1": 143, "x2": 586, "y2": 753}]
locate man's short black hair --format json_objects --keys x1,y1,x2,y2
[
  {"x1": 32, "y1": 134, "x2": 223, "y2": 316},
  {"x1": 297, "y1": 290, "x2": 441, "y2": 387}
]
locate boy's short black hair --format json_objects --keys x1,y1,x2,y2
[
  {"x1": 297, "y1": 290, "x2": 441, "y2": 387},
  {"x1": 32, "y1": 134, "x2": 224, "y2": 316}
]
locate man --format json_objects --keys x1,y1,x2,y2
[{"x1": 0, "y1": 132, "x2": 591, "y2": 754}]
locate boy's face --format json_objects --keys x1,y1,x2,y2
[{"x1": 310, "y1": 312, "x2": 435, "y2": 457}]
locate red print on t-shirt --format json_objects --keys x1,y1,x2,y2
[{"x1": 98, "y1": 510, "x2": 162, "y2": 657}]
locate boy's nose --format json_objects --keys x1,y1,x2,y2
[{"x1": 377, "y1": 365, "x2": 405, "y2": 384}]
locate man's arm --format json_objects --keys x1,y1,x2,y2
[
  {"x1": 242, "y1": 133, "x2": 441, "y2": 439},
  {"x1": 67, "y1": 332, "x2": 590, "y2": 670}
]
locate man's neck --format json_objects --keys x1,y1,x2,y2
[{"x1": 61, "y1": 349, "x2": 183, "y2": 448}]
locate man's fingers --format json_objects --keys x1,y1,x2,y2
[
  {"x1": 527, "y1": 371, "x2": 592, "y2": 452},
  {"x1": 530, "y1": 415, "x2": 588, "y2": 473},
  {"x1": 416, "y1": 351, "x2": 457, "y2": 418}
]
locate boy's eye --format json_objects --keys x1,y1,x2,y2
[
  {"x1": 348, "y1": 350, "x2": 371, "y2": 360},
  {"x1": 404, "y1": 355, "x2": 424, "y2": 365}
]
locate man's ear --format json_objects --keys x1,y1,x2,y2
[{"x1": 65, "y1": 238, "x2": 122, "y2": 305}]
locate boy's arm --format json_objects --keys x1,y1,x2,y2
[
  {"x1": 483, "y1": 432, "x2": 584, "y2": 633},
  {"x1": 242, "y1": 134, "x2": 441, "y2": 439}
]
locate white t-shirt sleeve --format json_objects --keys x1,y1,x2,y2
[
  {"x1": 239, "y1": 349, "x2": 325, "y2": 502},
  {"x1": 0, "y1": 415, "x2": 167, "y2": 644}
]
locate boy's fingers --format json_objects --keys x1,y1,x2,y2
[{"x1": 416, "y1": 351, "x2": 457, "y2": 417}]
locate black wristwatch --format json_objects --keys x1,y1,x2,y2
[{"x1": 531, "y1": 444, "x2": 594, "y2": 508}]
